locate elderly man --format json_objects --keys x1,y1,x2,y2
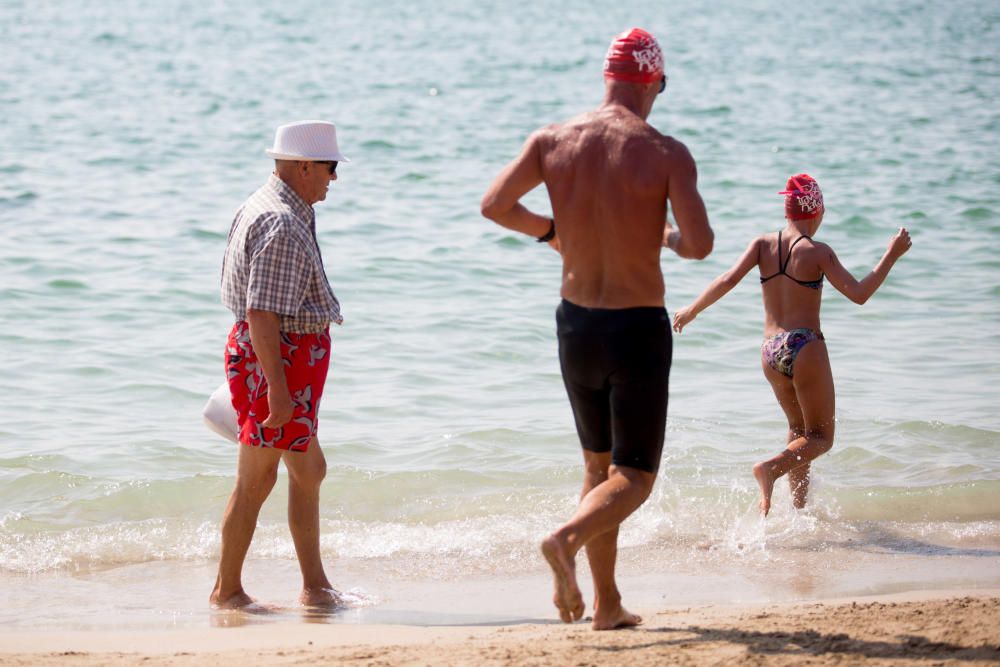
[
  {"x1": 210, "y1": 120, "x2": 348, "y2": 609},
  {"x1": 481, "y1": 29, "x2": 714, "y2": 629}
]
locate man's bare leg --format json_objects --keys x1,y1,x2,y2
[
  {"x1": 211, "y1": 445, "x2": 282, "y2": 608},
  {"x1": 585, "y1": 525, "x2": 642, "y2": 630},
  {"x1": 576, "y1": 452, "x2": 643, "y2": 630},
  {"x1": 542, "y1": 459, "x2": 655, "y2": 625},
  {"x1": 283, "y1": 438, "x2": 340, "y2": 607}
]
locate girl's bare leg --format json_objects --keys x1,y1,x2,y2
[
  {"x1": 787, "y1": 462, "x2": 811, "y2": 509},
  {"x1": 779, "y1": 422, "x2": 811, "y2": 509},
  {"x1": 755, "y1": 341, "x2": 835, "y2": 515}
]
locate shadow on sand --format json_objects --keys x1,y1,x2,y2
[{"x1": 589, "y1": 625, "x2": 1000, "y2": 662}]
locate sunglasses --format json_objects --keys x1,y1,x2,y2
[
  {"x1": 315, "y1": 161, "x2": 338, "y2": 175},
  {"x1": 659, "y1": 75, "x2": 668, "y2": 94}
]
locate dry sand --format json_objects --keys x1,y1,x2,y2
[{"x1": 1, "y1": 591, "x2": 998, "y2": 666}]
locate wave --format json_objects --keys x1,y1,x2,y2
[{"x1": 3, "y1": 476, "x2": 998, "y2": 575}]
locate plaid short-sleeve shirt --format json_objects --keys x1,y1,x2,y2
[{"x1": 221, "y1": 174, "x2": 342, "y2": 333}]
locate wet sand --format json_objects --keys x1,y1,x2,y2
[{"x1": 1, "y1": 590, "x2": 997, "y2": 665}]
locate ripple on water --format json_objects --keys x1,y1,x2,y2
[
  {"x1": 689, "y1": 105, "x2": 732, "y2": 116},
  {"x1": 100, "y1": 210, "x2": 131, "y2": 221},
  {"x1": 361, "y1": 139, "x2": 398, "y2": 150},
  {"x1": 46, "y1": 279, "x2": 87, "y2": 290},
  {"x1": 839, "y1": 214, "x2": 876, "y2": 231},
  {"x1": 0, "y1": 192, "x2": 38, "y2": 208},
  {"x1": 960, "y1": 206, "x2": 995, "y2": 220},
  {"x1": 186, "y1": 228, "x2": 226, "y2": 240}
]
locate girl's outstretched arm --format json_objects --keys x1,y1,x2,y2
[
  {"x1": 673, "y1": 238, "x2": 761, "y2": 333},
  {"x1": 821, "y1": 227, "x2": 912, "y2": 304}
]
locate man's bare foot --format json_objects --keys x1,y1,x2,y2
[
  {"x1": 299, "y1": 587, "x2": 343, "y2": 608},
  {"x1": 592, "y1": 603, "x2": 643, "y2": 631},
  {"x1": 752, "y1": 462, "x2": 776, "y2": 517},
  {"x1": 210, "y1": 589, "x2": 257, "y2": 610},
  {"x1": 541, "y1": 534, "x2": 585, "y2": 623}
]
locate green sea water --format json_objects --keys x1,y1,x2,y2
[{"x1": 0, "y1": 0, "x2": 998, "y2": 628}]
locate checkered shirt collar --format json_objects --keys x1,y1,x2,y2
[{"x1": 266, "y1": 173, "x2": 315, "y2": 229}]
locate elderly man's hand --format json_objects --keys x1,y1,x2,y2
[{"x1": 262, "y1": 384, "x2": 294, "y2": 428}]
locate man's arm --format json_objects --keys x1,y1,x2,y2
[
  {"x1": 662, "y1": 142, "x2": 713, "y2": 260},
  {"x1": 480, "y1": 131, "x2": 558, "y2": 248},
  {"x1": 245, "y1": 308, "x2": 293, "y2": 428}
]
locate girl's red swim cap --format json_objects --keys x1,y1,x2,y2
[
  {"x1": 603, "y1": 28, "x2": 664, "y2": 85},
  {"x1": 779, "y1": 174, "x2": 825, "y2": 220}
]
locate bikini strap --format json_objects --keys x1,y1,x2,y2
[
  {"x1": 759, "y1": 231, "x2": 785, "y2": 283},
  {"x1": 781, "y1": 234, "x2": 811, "y2": 273}
]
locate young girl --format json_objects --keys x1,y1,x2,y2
[{"x1": 670, "y1": 174, "x2": 911, "y2": 515}]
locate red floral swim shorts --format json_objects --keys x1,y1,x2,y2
[{"x1": 225, "y1": 321, "x2": 331, "y2": 452}]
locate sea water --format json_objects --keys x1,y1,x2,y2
[{"x1": 1, "y1": 0, "x2": 999, "y2": 630}]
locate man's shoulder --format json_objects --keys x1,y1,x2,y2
[
  {"x1": 234, "y1": 203, "x2": 309, "y2": 246},
  {"x1": 530, "y1": 109, "x2": 610, "y2": 142},
  {"x1": 236, "y1": 204, "x2": 290, "y2": 231},
  {"x1": 559, "y1": 109, "x2": 686, "y2": 149},
  {"x1": 241, "y1": 184, "x2": 293, "y2": 215},
  {"x1": 655, "y1": 131, "x2": 687, "y2": 150},
  {"x1": 628, "y1": 122, "x2": 687, "y2": 155},
  {"x1": 238, "y1": 185, "x2": 304, "y2": 228},
  {"x1": 526, "y1": 119, "x2": 574, "y2": 148}
]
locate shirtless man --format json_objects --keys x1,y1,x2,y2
[{"x1": 481, "y1": 28, "x2": 714, "y2": 630}]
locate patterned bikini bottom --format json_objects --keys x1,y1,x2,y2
[{"x1": 761, "y1": 328, "x2": 825, "y2": 378}]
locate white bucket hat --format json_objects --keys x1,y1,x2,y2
[{"x1": 265, "y1": 120, "x2": 350, "y2": 162}]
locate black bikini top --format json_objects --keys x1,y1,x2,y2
[{"x1": 759, "y1": 231, "x2": 824, "y2": 290}]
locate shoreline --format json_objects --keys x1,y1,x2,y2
[{"x1": 2, "y1": 589, "x2": 998, "y2": 665}]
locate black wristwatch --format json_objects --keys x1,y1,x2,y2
[{"x1": 536, "y1": 218, "x2": 556, "y2": 243}]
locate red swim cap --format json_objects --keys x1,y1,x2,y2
[
  {"x1": 603, "y1": 28, "x2": 664, "y2": 85},
  {"x1": 779, "y1": 174, "x2": 824, "y2": 220}
]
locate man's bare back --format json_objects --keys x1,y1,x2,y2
[
  {"x1": 482, "y1": 84, "x2": 712, "y2": 310},
  {"x1": 537, "y1": 106, "x2": 700, "y2": 308}
]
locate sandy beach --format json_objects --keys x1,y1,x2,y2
[{"x1": 2, "y1": 590, "x2": 997, "y2": 666}]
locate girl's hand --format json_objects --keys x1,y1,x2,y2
[
  {"x1": 672, "y1": 306, "x2": 696, "y2": 333},
  {"x1": 888, "y1": 227, "x2": 912, "y2": 259}
]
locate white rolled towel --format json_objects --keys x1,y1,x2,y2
[{"x1": 202, "y1": 382, "x2": 239, "y2": 443}]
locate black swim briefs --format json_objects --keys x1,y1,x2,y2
[{"x1": 556, "y1": 299, "x2": 672, "y2": 474}]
